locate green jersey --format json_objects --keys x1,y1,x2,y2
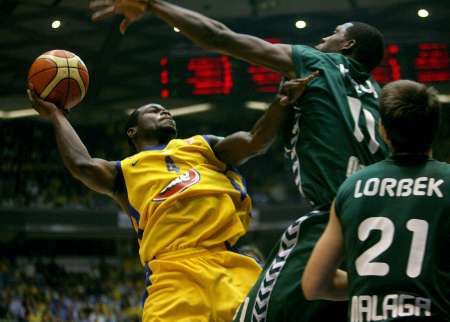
[
  {"x1": 336, "y1": 157, "x2": 450, "y2": 322},
  {"x1": 287, "y1": 45, "x2": 388, "y2": 206}
]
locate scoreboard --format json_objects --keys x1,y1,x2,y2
[{"x1": 159, "y1": 42, "x2": 449, "y2": 99}]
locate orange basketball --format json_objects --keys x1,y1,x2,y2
[{"x1": 27, "y1": 50, "x2": 89, "y2": 110}]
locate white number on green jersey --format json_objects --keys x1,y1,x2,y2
[
  {"x1": 347, "y1": 96, "x2": 380, "y2": 154},
  {"x1": 355, "y1": 217, "x2": 429, "y2": 278}
]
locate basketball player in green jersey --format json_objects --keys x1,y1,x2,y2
[
  {"x1": 303, "y1": 80, "x2": 449, "y2": 322},
  {"x1": 90, "y1": 1, "x2": 389, "y2": 321}
]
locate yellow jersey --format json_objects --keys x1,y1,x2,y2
[{"x1": 116, "y1": 135, "x2": 252, "y2": 264}]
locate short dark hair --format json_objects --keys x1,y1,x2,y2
[
  {"x1": 380, "y1": 80, "x2": 441, "y2": 154},
  {"x1": 125, "y1": 108, "x2": 140, "y2": 150},
  {"x1": 344, "y1": 22, "x2": 384, "y2": 71}
]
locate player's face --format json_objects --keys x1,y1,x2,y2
[
  {"x1": 315, "y1": 23, "x2": 353, "y2": 53},
  {"x1": 136, "y1": 104, "x2": 177, "y2": 141}
]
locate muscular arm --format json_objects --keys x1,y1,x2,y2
[
  {"x1": 213, "y1": 73, "x2": 318, "y2": 166},
  {"x1": 213, "y1": 97, "x2": 286, "y2": 166},
  {"x1": 28, "y1": 89, "x2": 117, "y2": 197},
  {"x1": 90, "y1": 0, "x2": 295, "y2": 78},
  {"x1": 50, "y1": 111, "x2": 117, "y2": 196},
  {"x1": 302, "y1": 201, "x2": 348, "y2": 301},
  {"x1": 147, "y1": 1, "x2": 295, "y2": 77}
]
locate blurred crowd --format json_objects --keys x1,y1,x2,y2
[{"x1": 0, "y1": 258, "x2": 144, "y2": 322}]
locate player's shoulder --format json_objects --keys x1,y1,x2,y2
[
  {"x1": 178, "y1": 134, "x2": 224, "y2": 150},
  {"x1": 425, "y1": 159, "x2": 450, "y2": 177},
  {"x1": 292, "y1": 44, "x2": 349, "y2": 74},
  {"x1": 201, "y1": 134, "x2": 224, "y2": 147},
  {"x1": 292, "y1": 44, "x2": 344, "y2": 61}
]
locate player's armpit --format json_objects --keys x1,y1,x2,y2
[
  {"x1": 72, "y1": 158, "x2": 118, "y2": 197},
  {"x1": 213, "y1": 131, "x2": 262, "y2": 167}
]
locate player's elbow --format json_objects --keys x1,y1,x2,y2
[
  {"x1": 302, "y1": 270, "x2": 326, "y2": 300},
  {"x1": 302, "y1": 284, "x2": 322, "y2": 301},
  {"x1": 249, "y1": 134, "x2": 274, "y2": 156},
  {"x1": 70, "y1": 160, "x2": 98, "y2": 181}
]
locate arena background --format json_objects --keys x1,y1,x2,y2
[{"x1": 0, "y1": 0, "x2": 449, "y2": 321}]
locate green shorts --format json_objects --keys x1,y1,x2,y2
[{"x1": 233, "y1": 210, "x2": 347, "y2": 322}]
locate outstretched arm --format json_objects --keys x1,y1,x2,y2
[
  {"x1": 302, "y1": 201, "x2": 348, "y2": 301},
  {"x1": 27, "y1": 88, "x2": 117, "y2": 197},
  {"x1": 213, "y1": 72, "x2": 318, "y2": 166},
  {"x1": 90, "y1": 0, "x2": 295, "y2": 78}
]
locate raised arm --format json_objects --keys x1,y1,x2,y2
[
  {"x1": 27, "y1": 88, "x2": 117, "y2": 198},
  {"x1": 213, "y1": 72, "x2": 318, "y2": 166},
  {"x1": 302, "y1": 201, "x2": 348, "y2": 301},
  {"x1": 90, "y1": 0, "x2": 295, "y2": 78}
]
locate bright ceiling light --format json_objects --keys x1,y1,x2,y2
[
  {"x1": 169, "y1": 103, "x2": 212, "y2": 116},
  {"x1": 52, "y1": 20, "x2": 61, "y2": 29},
  {"x1": 417, "y1": 9, "x2": 429, "y2": 18},
  {"x1": 295, "y1": 20, "x2": 307, "y2": 29},
  {"x1": 0, "y1": 108, "x2": 38, "y2": 119},
  {"x1": 437, "y1": 94, "x2": 450, "y2": 103},
  {"x1": 173, "y1": 27, "x2": 180, "y2": 32},
  {"x1": 245, "y1": 101, "x2": 269, "y2": 111}
]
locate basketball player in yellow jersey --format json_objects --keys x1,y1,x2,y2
[{"x1": 27, "y1": 74, "x2": 317, "y2": 321}]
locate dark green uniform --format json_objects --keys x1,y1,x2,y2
[
  {"x1": 233, "y1": 46, "x2": 388, "y2": 322},
  {"x1": 288, "y1": 45, "x2": 388, "y2": 207},
  {"x1": 336, "y1": 156, "x2": 450, "y2": 322}
]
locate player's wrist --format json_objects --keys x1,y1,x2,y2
[{"x1": 48, "y1": 106, "x2": 66, "y2": 120}]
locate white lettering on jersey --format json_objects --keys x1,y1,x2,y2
[
  {"x1": 354, "y1": 177, "x2": 444, "y2": 198},
  {"x1": 347, "y1": 156, "x2": 366, "y2": 177},
  {"x1": 337, "y1": 63, "x2": 378, "y2": 99},
  {"x1": 351, "y1": 294, "x2": 431, "y2": 322}
]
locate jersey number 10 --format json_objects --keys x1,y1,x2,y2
[{"x1": 355, "y1": 217, "x2": 429, "y2": 278}]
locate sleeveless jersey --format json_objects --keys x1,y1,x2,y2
[
  {"x1": 335, "y1": 157, "x2": 450, "y2": 322},
  {"x1": 116, "y1": 135, "x2": 251, "y2": 263},
  {"x1": 288, "y1": 45, "x2": 388, "y2": 207}
]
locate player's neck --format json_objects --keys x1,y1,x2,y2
[
  {"x1": 136, "y1": 139, "x2": 163, "y2": 152},
  {"x1": 390, "y1": 149, "x2": 432, "y2": 158}
]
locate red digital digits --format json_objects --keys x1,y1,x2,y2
[
  {"x1": 160, "y1": 56, "x2": 170, "y2": 98},
  {"x1": 372, "y1": 44, "x2": 401, "y2": 84},
  {"x1": 186, "y1": 55, "x2": 233, "y2": 95},
  {"x1": 248, "y1": 38, "x2": 282, "y2": 93},
  {"x1": 415, "y1": 43, "x2": 450, "y2": 83}
]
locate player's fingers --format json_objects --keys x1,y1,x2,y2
[
  {"x1": 282, "y1": 81, "x2": 304, "y2": 91},
  {"x1": 303, "y1": 70, "x2": 320, "y2": 82},
  {"x1": 115, "y1": 0, "x2": 147, "y2": 18},
  {"x1": 279, "y1": 95, "x2": 290, "y2": 106},
  {"x1": 91, "y1": 6, "x2": 116, "y2": 21},
  {"x1": 28, "y1": 84, "x2": 48, "y2": 105},
  {"x1": 27, "y1": 83, "x2": 38, "y2": 100},
  {"x1": 120, "y1": 18, "x2": 130, "y2": 34},
  {"x1": 89, "y1": 0, "x2": 114, "y2": 11},
  {"x1": 26, "y1": 89, "x2": 35, "y2": 103},
  {"x1": 283, "y1": 72, "x2": 319, "y2": 90}
]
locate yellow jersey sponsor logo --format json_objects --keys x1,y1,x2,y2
[{"x1": 153, "y1": 168, "x2": 200, "y2": 202}]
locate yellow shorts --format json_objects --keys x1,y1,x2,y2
[{"x1": 142, "y1": 247, "x2": 261, "y2": 322}]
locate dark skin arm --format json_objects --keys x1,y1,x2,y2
[
  {"x1": 213, "y1": 72, "x2": 318, "y2": 166},
  {"x1": 302, "y1": 201, "x2": 348, "y2": 301},
  {"x1": 27, "y1": 87, "x2": 117, "y2": 199},
  {"x1": 90, "y1": 0, "x2": 296, "y2": 78}
]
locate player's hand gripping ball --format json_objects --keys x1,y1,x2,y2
[{"x1": 27, "y1": 50, "x2": 89, "y2": 111}]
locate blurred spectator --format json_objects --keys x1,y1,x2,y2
[{"x1": 0, "y1": 257, "x2": 143, "y2": 322}]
